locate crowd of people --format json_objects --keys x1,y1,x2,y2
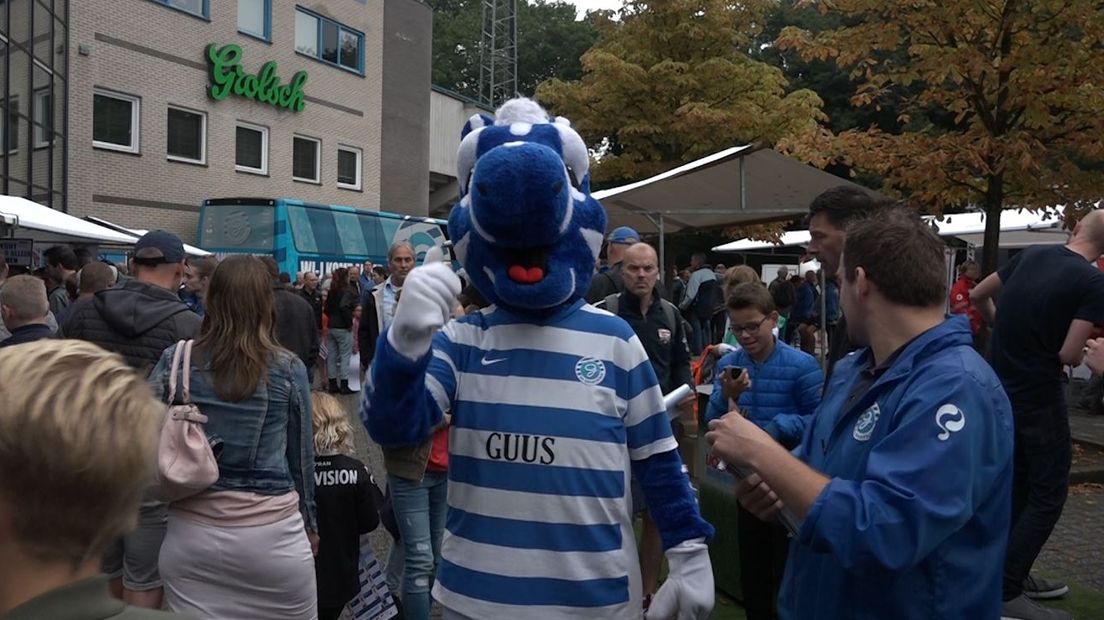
[{"x1": 0, "y1": 182, "x2": 1101, "y2": 620}]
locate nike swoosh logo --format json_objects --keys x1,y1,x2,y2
[{"x1": 481, "y1": 356, "x2": 507, "y2": 366}]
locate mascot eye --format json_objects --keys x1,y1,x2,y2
[
  {"x1": 476, "y1": 182, "x2": 489, "y2": 197},
  {"x1": 551, "y1": 180, "x2": 564, "y2": 194}
]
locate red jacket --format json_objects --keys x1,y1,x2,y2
[{"x1": 949, "y1": 275, "x2": 982, "y2": 334}]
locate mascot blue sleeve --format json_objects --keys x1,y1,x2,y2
[
  {"x1": 360, "y1": 328, "x2": 453, "y2": 446},
  {"x1": 359, "y1": 98, "x2": 711, "y2": 618},
  {"x1": 622, "y1": 355, "x2": 716, "y2": 549}
]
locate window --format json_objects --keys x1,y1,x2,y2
[
  {"x1": 93, "y1": 90, "x2": 140, "y2": 153},
  {"x1": 235, "y1": 122, "x2": 268, "y2": 175},
  {"x1": 294, "y1": 7, "x2": 364, "y2": 74},
  {"x1": 337, "y1": 145, "x2": 362, "y2": 190},
  {"x1": 167, "y1": 106, "x2": 206, "y2": 164},
  {"x1": 238, "y1": 0, "x2": 270, "y2": 40},
  {"x1": 339, "y1": 30, "x2": 362, "y2": 71},
  {"x1": 292, "y1": 135, "x2": 320, "y2": 183},
  {"x1": 4, "y1": 96, "x2": 18, "y2": 154},
  {"x1": 33, "y1": 89, "x2": 52, "y2": 148},
  {"x1": 295, "y1": 11, "x2": 319, "y2": 56},
  {"x1": 150, "y1": 0, "x2": 209, "y2": 19}
]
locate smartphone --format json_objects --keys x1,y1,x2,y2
[{"x1": 725, "y1": 366, "x2": 744, "y2": 381}]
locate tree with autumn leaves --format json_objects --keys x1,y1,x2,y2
[
  {"x1": 535, "y1": 0, "x2": 824, "y2": 187},
  {"x1": 777, "y1": 0, "x2": 1104, "y2": 273}
]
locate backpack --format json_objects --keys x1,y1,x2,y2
[
  {"x1": 769, "y1": 278, "x2": 795, "y2": 309},
  {"x1": 603, "y1": 292, "x2": 680, "y2": 332},
  {"x1": 157, "y1": 340, "x2": 219, "y2": 502},
  {"x1": 692, "y1": 277, "x2": 722, "y2": 320}
]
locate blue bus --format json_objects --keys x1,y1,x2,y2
[{"x1": 197, "y1": 198, "x2": 451, "y2": 276}]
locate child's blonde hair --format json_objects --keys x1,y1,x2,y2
[
  {"x1": 311, "y1": 391, "x2": 353, "y2": 455},
  {"x1": 0, "y1": 340, "x2": 162, "y2": 564}
]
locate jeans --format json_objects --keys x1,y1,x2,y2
[
  {"x1": 326, "y1": 328, "x2": 353, "y2": 381},
  {"x1": 385, "y1": 472, "x2": 448, "y2": 620},
  {"x1": 1002, "y1": 397, "x2": 1071, "y2": 600}
]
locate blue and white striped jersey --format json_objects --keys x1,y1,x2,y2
[{"x1": 424, "y1": 299, "x2": 676, "y2": 619}]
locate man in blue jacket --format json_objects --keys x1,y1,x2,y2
[
  {"x1": 705, "y1": 281, "x2": 822, "y2": 619},
  {"x1": 706, "y1": 208, "x2": 1013, "y2": 619}
]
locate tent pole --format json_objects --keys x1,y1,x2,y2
[{"x1": 658, "y1": 214, "x2": 666, "y2": 284}]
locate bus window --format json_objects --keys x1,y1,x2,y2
[
  {"x1": 201, "y1": 203, "x2": 275, "y2": 251},
  {"x1": 287, "y1": 204, "x2": 388, "y2": 259}
]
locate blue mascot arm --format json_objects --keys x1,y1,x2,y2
[
  {"x1": 632, "y1": 450, "x2": 715, "y2": 550},
  {"x1": 359, "y1": 328, "x2": 453, "y2": 447}
]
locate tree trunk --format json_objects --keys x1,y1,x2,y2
[{"x1": 981, "y1": 174, "x2": 1004, "y2": 275}]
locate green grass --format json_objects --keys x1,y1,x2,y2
[
  {"x1": 709, "y1": 592, "x2": 747, "y2": 620},
  {"x1": 1038, "y1": 576, "x2": 1104, "y2": 618}
]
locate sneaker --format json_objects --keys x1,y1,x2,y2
[
  {"x1": 1024, "y1": 574, "x2": 1070, "y2": 600},
  {"x1": 1001, "y1": 594, "x2": 1072, "y2": 620}
]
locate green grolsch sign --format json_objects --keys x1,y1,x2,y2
[{"x1": 206, "y1": 43, "x2": 308, "y2": 112}]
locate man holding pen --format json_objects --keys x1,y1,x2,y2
[{"x1": 707, "y1": 209, "x2": 1013, "y2": 618}]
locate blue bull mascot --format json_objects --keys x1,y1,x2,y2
[{"x1": 361, "y1": 98, "x2": 714, "y2": 619}]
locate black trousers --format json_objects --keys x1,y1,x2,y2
[
  {"x1": 1002, "y1": 397, "x2": 1071, "y2": 600},
  {"x1": 737, "y1": 505, "x2": 790, "y2": 620}
]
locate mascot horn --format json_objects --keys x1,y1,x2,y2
[{"x1": 362, "y1": 98, "x2": 715, "y2": 620}]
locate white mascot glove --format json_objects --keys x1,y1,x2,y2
[
  {"x1": 644, "y1": 538, "x2": 714, "y2": 620},
  {"x1": 385, "y1": 245, "x2": 462, "y2": 361}
]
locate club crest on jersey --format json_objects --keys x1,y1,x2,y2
[
  {"x1": 853, "y1": 403, "x2": 881, "y2": 442},
  {"x1": 575, "y1": 357, "x2": 606, "y2": 385}
]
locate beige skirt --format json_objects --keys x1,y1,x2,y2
[{"x1": 160, "y1": 509, "x2": 317, "y2": 619}]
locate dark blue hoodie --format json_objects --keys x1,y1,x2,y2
[{"x1": 780, "y1": 316, "x2": 1013, "y2": 619}]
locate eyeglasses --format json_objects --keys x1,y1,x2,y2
[{"x1": 728, "y1": 316, "x2": 771, "y2": 336}]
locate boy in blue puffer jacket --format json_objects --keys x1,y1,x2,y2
[{"x1": 705, "y1": 282, "x2": 822, "y2": 620}]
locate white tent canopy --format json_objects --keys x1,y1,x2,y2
[
  {"x1": 594, "y1": 145, "x2": 872, "y2": 234},
  {"x1": 713, "y1": 208, "x2": 1066, "y2": 253},
  {"x1": 85, "y1": 216, "x2": 210, "y2": 257},
  {"x1": 593, "y1": 145, "x2": 876, "y2": 270},
  {"x1": 0, "y1": 195, "x2": 138, "y2": 245}
]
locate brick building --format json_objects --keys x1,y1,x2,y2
[{"x1": 0, "y1": 0, "x2": 431, "y2": 242}]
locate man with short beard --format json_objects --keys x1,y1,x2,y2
[{"x1": 707, "y1": 209, "x2": 1013, "y2": 619}]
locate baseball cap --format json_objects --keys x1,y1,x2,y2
[
  {"x1": 607, "y1": 226, "x2": 640, "y2": 245},
  {"x1": 133, "y1": 230, "x2": 186, "y2": 265}
]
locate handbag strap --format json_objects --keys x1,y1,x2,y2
[
  {"x1": 166, "y1": 340, "x2": 195, "y2": 405},
  {"x1": 167, "y1": 339, "x2": 186, "y2": 404},
  {"x1": 180, "y1": 340, "x2": 194, "y2": 403}
]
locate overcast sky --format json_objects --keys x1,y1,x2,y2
[{"x1": 572, "y1": 0, "x2": 624, "y2": 17}]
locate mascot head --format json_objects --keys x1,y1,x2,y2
[{"x1": 447, "y1": 98, "x2": 606, "y2": 313}]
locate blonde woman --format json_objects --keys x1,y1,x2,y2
[
  {"x1": 311, "y1": 391, "x2": 388, "y2": 620},
  {"x1": 150, "y1": 255, "x2": 317, "y2": 619}
]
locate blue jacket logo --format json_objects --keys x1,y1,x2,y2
[
  {"x1": 575, "y1": 357, "x2": 606, "y2": 385},
  {"x1": 935, "y1": 404, "x2": 966, "y2": 441},
  {"x1": 852, "y1": 403, "x2": 880, "y2": 442}
]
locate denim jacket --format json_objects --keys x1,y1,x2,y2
[{"x1": 150, "y1": 344, "x2": 317, "y2": 532}]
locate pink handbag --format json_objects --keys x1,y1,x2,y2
[{"x1": 157, "y1": 340, "x2": 218, "y2": 502}]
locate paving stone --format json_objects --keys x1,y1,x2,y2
[{"x1": 1035, "y1": 488, "x2": 1104, "y2": 593}]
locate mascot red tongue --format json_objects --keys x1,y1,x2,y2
[
  {"x1": 361, "y1": 98, "x2": 715, "y2": 620},
  {"x1": 507, "y1": 265, "x2": 544, "y2": 283}
]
